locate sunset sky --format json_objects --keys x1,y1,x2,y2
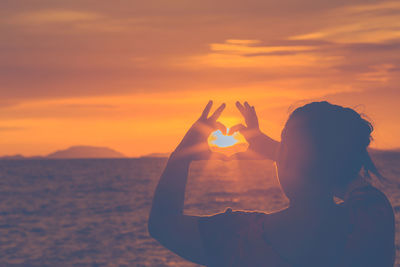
[{"x1": 1, "y1": 0, "x2": 399, "y2": 157}]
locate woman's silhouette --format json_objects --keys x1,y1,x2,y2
[{"x1": 148, "y1": 100, "x2": 395, "y2": 266}]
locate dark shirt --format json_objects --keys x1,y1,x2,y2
[{"x1": 198, "y1": 186, "x2": 395, "y2": 267}]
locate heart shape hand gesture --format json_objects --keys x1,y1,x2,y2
[{"x1": 171, "y1": 100, "x2": 272, "y2": 162}]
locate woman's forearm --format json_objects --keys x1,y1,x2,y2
[
  {"x1": 249, "y1": 131, "x2": 280, "y2": 161},
  {"x1": 149, "y1": 153, "x2": 191, "y2": 228}
]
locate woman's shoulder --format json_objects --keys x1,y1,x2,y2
[
  {"x1": 345, "y1": 185, "x2": 394, "y2": 224},
  {"x1": 346, "y1": 185, "x2": 391, "y2": 202},
  {"x1": 340, "y1": 186, "x2": 396, "y2": 266}
]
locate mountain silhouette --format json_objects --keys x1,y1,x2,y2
[
  {"x1": 47, "y1": 146, "x2": 125, "y2": 159},
  {"x1": 141, "y1": 152, "x2": 170, "y2": 158}
]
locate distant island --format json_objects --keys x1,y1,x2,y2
[
  {"x1": 0, "y1": 154, "x2": 28, "y2": 160},
  {"x1": 47, "y1": 146, "x2": 126, "y2": 159},
  {"x1": 0, "y1": 146, "x2": 126, "y2": 159}
]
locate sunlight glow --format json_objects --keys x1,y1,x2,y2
[
  {"x1": 208, "y1": 129, "x2": 249, "y2": 156},
  {"x1": 209, "y1": 130, "x2": 239, "y2": 148}
]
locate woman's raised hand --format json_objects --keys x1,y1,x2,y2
[
  {"x1": 229, "y1": 101, "x2": 262, "y2": 143},
  {"x1": 229, "y1": 101, "x2": 279, "y2": 161},
  {"x1": 172, "y1": 100, "x2": 228, "y2": 161}
]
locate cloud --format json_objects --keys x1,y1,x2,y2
[
  {"x1": 345, "y1": 1, "x2": 400, "y2": 13},
  {"x1": 5, "y1": 9, "x2": 132, "y2": 33},
  {"x1": 290, "y1": 1, "x2": 400, "y2": 43},
  {"x1": 172, "y1": 39, "x2": 337, "y2": 71},
  {"x1": 225, "y1": 39, "x2": 261, "y2": 45},
  {"x1": 209, "y1": 40, "x2": 316, "y2": 55},
  {"x1": 3, "y1": 1, "x2": 398, "y2": 101},
  {"x1": 357, "y1": 64, "x2": 397, "y2": 82},
  {"x1": 13, "y1": 10, "x2": 102, "y2": 24}
]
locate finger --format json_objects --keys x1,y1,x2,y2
[
  {"x1": 244, "y1": 101, "x2": 251, "y2": 110},
  {"x1": 214, "y1": 121, "x2": 227, "y2": 135},
  {"x1": 228, "y1": 123, "x2": 246, "y2": 135},
  {"x1": 200, "y1": 100, "x2": 213, "y2": 120},
  {"x1": 250, "y1": 105, "x2": 259, "y2": 127},
  {"x1": 208, "y1": 103, "x2": 226, "y2": 122},
  {"x1": 251, "y1": 105, "x2": 257, "y2": 118},
  {"x1": 236, "y1": 101, "x2": 246, "y2": 116}
]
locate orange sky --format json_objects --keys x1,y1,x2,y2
[{"x1": 0, "y1": 0, "x2": 399, "y2": 157}]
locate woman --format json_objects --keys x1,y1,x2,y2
[{"x1": 148, "y1": 100, "x2": 395, "y2": 266}]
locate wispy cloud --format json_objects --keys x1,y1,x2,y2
[
  {"x1": 6, "y1": 9, "x2": 130, "y2": 33},
  {"x1": 357, "y1": 64, "x2": 397, "y2": 82},
  {"x1": 174, "y1": 39, "x2": 335, "y2": 69},
  {"x1": 210, "y1": 40, "x2": 316, "y2": 55},
  {"x1": 290, "y1": 1, "x2": 400, "y2": 43},
  {"x1": 13, "y1": 10, "x2": 102, "y2": 24}
]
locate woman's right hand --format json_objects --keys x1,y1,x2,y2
[
  {"x1": 229, "y1": 101, "x2": 280, "y2": 161},
  {"x1": 229, "y1": 101, "x2": 262, "y2": 143}
]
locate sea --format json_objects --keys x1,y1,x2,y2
[{"x1": 0, "y1": 152, "x2": 399, "y2": 266}]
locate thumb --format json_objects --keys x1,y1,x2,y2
[{"x1": 228, "y1": 124, "x2": 246, "y2": 135}]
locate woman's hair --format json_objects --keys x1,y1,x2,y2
[{"x1": 282, "y1": 101, "x2": 379, "y2": 188}]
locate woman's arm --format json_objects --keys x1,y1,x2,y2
[
  {"x1": 229, "y1": 101, "x2": 280, "y2": 161},
  {"x1": 148, "y1": 100, "x2": 226, "y2": 265},
  {"x1": 148, "y1": 155, "x2": 207, "y2": 264}
]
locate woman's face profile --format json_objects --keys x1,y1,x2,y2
[
  {"x1": 276, "y1": 140, "x2": 301, "y2": 200},
  {"x1": 276, "y1": 128, "x2": 318, "y2": 200}
]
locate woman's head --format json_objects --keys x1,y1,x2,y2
[{"x1": 276, "y1": 101, "x2": 377, "y2": 201}]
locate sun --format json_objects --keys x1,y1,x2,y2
[
  {"x1": 208, "y1": 129, "x2": 248, "y2": 156},
  {"x1": 208, "y1": 130, "x2": 239, "y2": 147}
]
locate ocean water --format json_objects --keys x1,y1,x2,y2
[{"x1": 0, "y1": 155, "x2": 399, "y2": 267}]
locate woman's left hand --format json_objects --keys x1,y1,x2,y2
[{"x1": 172, "y1": 100, "x2": 227, "y2": 161}]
